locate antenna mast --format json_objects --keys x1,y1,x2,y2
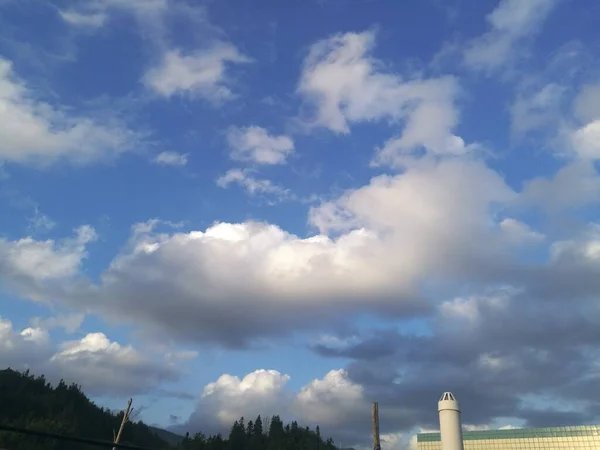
[{"x1": 372, "y1": 402, "x2": 381, "y2": 450}]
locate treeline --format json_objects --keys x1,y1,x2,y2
[
  {"x1": 0, "y1": 368, "x2": 339, "y2": 450},
  {"x1": 175, "y1": 415, "x2": 338, "y2": 450}
]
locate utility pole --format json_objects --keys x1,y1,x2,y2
[
  {"x1": 372, "y1": 402, "x2": 381, "y2": 450},
  {"x1": 113, "y1": 398, "x2": 133, "y2": 450}
]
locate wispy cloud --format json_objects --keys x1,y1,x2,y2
[
  {"x1": 59, "y1": 9, "x2": 108, "y2": 28},
  {"x1": 27, "y1": 210, "x2": 57, "y2": 234},
  {"x1": 463, "y1": 0, "x2": 560, "y2": 72},
  {"x1": 0, "y1": 57, "x2": 141, "y2": 167},
  {"x1": 152, "y1": 151, "x2": 189, "y2": 167},
  {"x1": 216, "y1": 168, "x2": 290, "y2": 200},
  {"x1": 142, "y1": 44, "x2": 251, "y2": 102},
  {"x1": 58, "y1": 0, "x2": 167, "y2": 31}
]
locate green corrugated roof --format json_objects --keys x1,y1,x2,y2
[{"x1": 416, "y1": 424, "x2": 600, "y2": 442}]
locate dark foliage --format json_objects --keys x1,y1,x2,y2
[{"x1": 0, "y1": 368, "x2": 170, "y2": 450}]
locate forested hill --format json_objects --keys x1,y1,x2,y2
[
  {"x1": 0, "y1": 368, "x2": 170, "y2": 450},
  {"x1": 0, "y1": 369, "x2": 341, "y2": 450}
]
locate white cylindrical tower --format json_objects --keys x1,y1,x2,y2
[{"x1": 438, "y1": 392, "x2": 464, "y2": 450}]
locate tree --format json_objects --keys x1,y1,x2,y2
[
  {"x1": 228, "y1": 420, "x2": 246, "y2": 450},
  {"x1": 253, "y1": 416, "x2": 263, "y2": 436}
]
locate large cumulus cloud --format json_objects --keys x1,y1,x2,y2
[{"x1": 0, "y1": 156, "x2": 538, "y2": 348}]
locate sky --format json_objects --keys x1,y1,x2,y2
[{"x1": 1, "y1": 0, "x2": 600, "y2": 448}]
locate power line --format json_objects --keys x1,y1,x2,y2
[{"x1": 0, "y1": 423, "x2": 159, "y2": 450}]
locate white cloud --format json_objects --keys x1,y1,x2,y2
[
  {"x1": 142, "y1": 44, "x2": 251, "y2": 101},
  {"x1": 571, "y1": 120, "x2": 600, "y2": 160},
  {"x1": 439, "y1": 291, "x2": 511, "y2": 325},
  {"x1": 510, "y1": 83, "x2": 567, "y2": 136},
  {"x1": 58, "y1": 0, "x2": 167, "y2": 30},
  {"x1": 153, "y1": 151, "x2": 189, "y2": 166},
  {"x1": 375, "y1": 130, "x2": 472, "y2": 168},
  {"x1": 0, "y1": 316, "x2": 51, "y2": 366},
  {"x1": 506, "y1": 77, "x2": 600, "y2": 163},
  {"x1": 56, "y1": 332, "x2": 126, "y2": 357},
  {"x1": 549, "y1": 224, "x2": 600, "y2": 263},
  {"x1": 200, "y1": 370, "x2": 291, "y2": 425},
  {"x1": 505, "y1": 49, "x2": 598, "y2": 157},
  {"x1": 379, "y1": 433, "x2": 406, "y2": 450},
  {"x1": 308, "y1": 160, "x2": 514, "y2": 261},
  {"x1": 0, "y1": 316, "x2": 178, "y2": 396},
  {"x1": 226, "y1": 126, "x2": 294, "y2": 165},
  {"x1": 0, "y1": 58, "x2": 139, "y2": 167},
  {"x1": 49, "y1": 332, "x2": 176, "y2": 395},
  {"x1": 20, "y1": 326, "x2": 51, "y2": 345},
  {"x1": 30, "y1": 313, "x2": 85, "y2": 334},
  {"x1": 295, "y1": 369, "x2": 364, "y2": 427},
  {"x1": 216, "y1": 168, "x2": 290, "y2": 199},
  {"x1": 59, "y1": 9, "x2": 108, "y2": 28},
  {"x1": 463, "y1": 0, "x2": 559, "y2": 72},
  {"x1": 574, "y1": 82, "x2": 600, "y2": 124},
  {"x1": 297, "y1": 30, "x2": 466, "y2": 166},
  {"x1": 0, "y1": 225, "x2": 97, "y2": 283},
  {"x1": 499, "y1": 218, "x2": 545, "y2": 244},
  {"x1": 27, "y1": 211, "x2": 57, "y2": 234},
  {"x1": 408, "y1": 434, "x2": 420, "y2": 450},
  {"x1": 519, "y1": 161, "x2": 600, "y2": 212}
]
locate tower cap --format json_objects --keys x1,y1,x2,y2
[
  {"x1": 438, "y1": 392, "x2": 461, "y2": 412},
  {"x1": 439, "y1": 392, "x2": 456, "y2": 402}
]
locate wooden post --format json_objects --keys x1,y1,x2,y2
[
  {"x1": 372, "y1": 402, "x2": 381, "y2": 450},
  {"x1": 113, "y1": 398, "x2": 133, "y2": 450}
]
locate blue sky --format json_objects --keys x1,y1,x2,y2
[{"x1": 2, "y1": 0, "x2": 600, "y2": 448}]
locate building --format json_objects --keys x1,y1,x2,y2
[
  {"x1": 417, "y1": 425, "x2": 600, "y2": 450},
  {"x1": 417, "y1": 392, "x2": 600, "y2": 450}
]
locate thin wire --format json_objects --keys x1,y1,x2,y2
[{"x1": 0, "y1": 423, "x2": 163, "y2": 450}]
